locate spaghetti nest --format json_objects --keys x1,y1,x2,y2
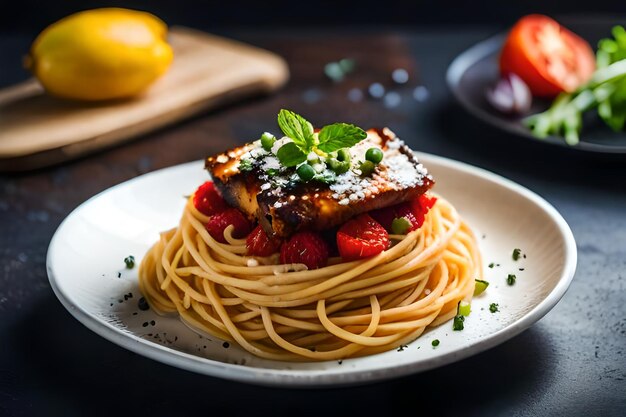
[{"x1": 139, "y1": 196, "x2": 481, "y2": 361}]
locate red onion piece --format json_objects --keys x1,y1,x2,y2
[{"x1": 486, "y1": 73, "x2": 532, "y2": 114}]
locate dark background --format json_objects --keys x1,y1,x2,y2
[
  {"x1": 1, "y1": 2, "x2": 626, "y2": 417},
  {"x1": 2, "y1": 0, "x2": 626, "y2": 33}
]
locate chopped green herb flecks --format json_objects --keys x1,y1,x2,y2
[
  {"x1": 488, "y1": 262, "x2": 495, "y2": 268},
  {"x1": 474, "y1": 279, "x2": 489, "y2": 295},
  {"x1": 124, "y1": 255, "x2": 135, "y2": 269},
  {"x1": 453, "y1": 314, "x2": 465, "y2": 331},
  {"x1": 238, "y1": 158, "x2": 254, "y2": 172},
  {"x1": 489, "y1": 303, "x2": 499, "y2": 313},
  {"x1": 432, "y1": 339, "x2": 440, "y2": 347},
  {"x1": 512, "y1": 248, "x2": 522, "y2": 261},
  {"x1": 458, "y1": 300, "x2": 471, "y2": 317},
  {"x1": 507, "y1": 274, "x2": 516, "y2": 285}
]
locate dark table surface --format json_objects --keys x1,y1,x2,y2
[{"x1": 1, "y1": 25, "x2": 625, "y2": 417}]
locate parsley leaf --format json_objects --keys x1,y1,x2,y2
[
  {"x1": 277, "y1": 109, "x2": 315, "y2": 151},
  {"x1": 489, "y1": 303, "x2": 499, "y2": 313},
  {"x1": 276, "y1": 142, "x2": 307, "y2": 167},
  {"x1": 317, "y1": 123, "x2": 367, "y2": 152},
  {"x1": 512, "y1": 248, "x2": 521, "y2": 261}
]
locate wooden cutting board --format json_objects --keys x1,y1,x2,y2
[{"x1": 0, "y1": 26, "x2": 289, "y2": 171}]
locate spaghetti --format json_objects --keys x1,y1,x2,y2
[{"x1": 138, "y1": 193, "x2": 482, "y2": 361}]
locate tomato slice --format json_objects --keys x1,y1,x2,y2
[
  {"x1": 500, "y1": 14, "x2": 596, "y2": 98},
  {"x1": 337, "y1": 214, "x2": 390, "y2": 261}
]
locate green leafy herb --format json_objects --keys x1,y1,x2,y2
[
  {"x1": 525, "y1": 26, "x2": 626, "y2": 144},
  {"x1": 274, "y1": 110, "x2": 367, "y2": 171},
  {"x1": 238, "y1": 158, "x2": 254, "y2": 172},
  {"x1": 488, "y1": 262, "x2": 495, "y2": 268},
  {"x1": 277, "y1": 109, "x2": 315, "y2": 150},
  {"x1": 276, "y1": 142, "x2": 307, "y2": 167},
  {"x1": 489, "y1": 303, "x2": 499, "y2": 313},
  {"x1": 317, "y1": 123, "x2": 367, "y2": 153},
  {"x1": 512, "y1": 248, "x2": 521, "y2": 261},
  {"x1": 507, "y1": 274, "x2": 516, "y2": 286},
  {"x1": 474, "y1": 279, "x2": 489, "y2": 296},
  {"x1": 432, "y1": 339, "x2": 440, "y2": 347},
  {"x1": 124, "y1": 255, "x2": 135, "y2": 269},
  {"x1": 266, "y1": 168, "x2": 279, "y2": 177},
  {"x1": 453, "y1": 314, "x2": 465, "y2": 331}
]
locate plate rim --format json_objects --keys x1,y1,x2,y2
[
  {"x1": 446, "y1": 32, "x2": 626, "y2": 154},
  {"x1": 46, "y1": 155, "x2": 577, "y2": 387}
]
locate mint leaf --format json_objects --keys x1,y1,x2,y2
[
  {"x1": 277, "y1": 109, "x2": 315, "y2": 151},
  {"x1": 317, "y1": 123, "x2": 367, "y2": 152},
  {"x1": 276, "y1": 142, "x2": 307, "y2": 167}
]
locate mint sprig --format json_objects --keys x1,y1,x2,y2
[
  {"x1": 276, "y1": 142, "x2": 307, "y2": 167},
  {"x1": 318, "y1": 123, "x2": 367, "y2": 152},
  {"x1": 277, "y1": 109, "x2": 315, "y2": 150},
  {"x1": 275, "y1": 109, "x2": 367, "y2": 167}
]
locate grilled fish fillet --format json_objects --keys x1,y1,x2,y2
[{"x1": 206, "y1": 128, "x2": 434, "y2": 238}]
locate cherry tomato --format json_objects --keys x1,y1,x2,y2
[
  {"x1": 499, "y1": 14, "x2": 596, "y2": 98},
  {"x1": 337, "y1": 214, "x2": 390, "y2": 261}
]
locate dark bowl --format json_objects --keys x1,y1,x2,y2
[{"x1": 446, "y1": 16, "x2": 626, "y2": 154}]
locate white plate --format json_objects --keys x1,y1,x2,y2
[{"x1": 47, "y1": 154, "x2": 577, "y2": 387}]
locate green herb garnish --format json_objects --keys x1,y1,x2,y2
[
  {"x1": 489, "y1": 303, "x2": 499, "y2": 313},
  {"x1": 124, "y1": 255, "x2": 135, "y2": 269},
  {"x1": 507, "y1": 274, "x2": 516, "y2": 285},
  {"x1": 238, "y1": 158, "x2": 254, "y2": 172},
  {"x1": 453, "y1": 314, "x2": 465, "y2": 331},
  {"x1": 432, "y1": 339, "x2": 440, "y2": 347},
  {"x1": 317, "y1": 124, "x2": 367, "y2": 153},
  {"x1": 275, "y1": 109, "x2": 366, "y2": 168},
  {"x1": 488, "y1": 262, "x2": 495, "y2": 268},
  {"x1": 458, "y1": 300, "x2": 471, "y2": 317},
  {"x1": 512, "y1": 248, "x2": 521, "y2": 261},
  {"x1": 474, "y1": 279, "x2": 489, "y2": 296},
  {"x1": 312, "y1": 171, "x2": 337, "y2": 184},
  {"x1": 276, "y1": 142, "x2": 307, "y2": 167}
]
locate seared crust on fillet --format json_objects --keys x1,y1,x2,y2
[{"x1": 206, "y1": 128, "x2": 434, "y2": 238}]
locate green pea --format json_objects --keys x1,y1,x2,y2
[
  {"x1": 359, "y1": 160, "x2": 376, "y2": 176},
  {"x1": 391, "y1": 217, "x2": 411, "y2": 235},
  {"x1": 365, "y1": 147, "x2": 384, "y2": 164},
  {"x1": 336, "y1": 148, "x2": 351, "y2": 163},
  {"x1": 296, "y1": 163, "x2": 315, "y2": 181},
  {"x1": 260, "y1": 132, "x2": 276, "y2": 151},
  {"x1": 328, "y1": 158, "x2": 350, "y2": 174}
]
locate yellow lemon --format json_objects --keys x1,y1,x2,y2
[{"x1": 26, "y1": 8, "x2": 174, "y2": 101}]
